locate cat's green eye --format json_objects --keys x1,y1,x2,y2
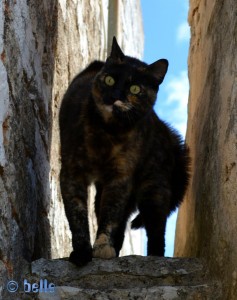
[
  {"x1": 104, "y1": 75, "x2": 115, "y2": 86},
  {"x1": 130, "y1": 85, "x2": 141, "y2": 95}
]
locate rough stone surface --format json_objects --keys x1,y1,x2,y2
[
  {"x1": 175, "y1": 0, "x2": 237, "y2": 299},
  {"x1": 3, "y1": 256, "x2": 222, "y2": 299},
  {"x1": 0, "y1": 1, "x2": 59, "y2": 294},
  {"x1": 30, "y1": 256, "x2": 206, "y2": 288},
  {"x1": 38, "y1": 285, "x2": 219, "y2": 300}
]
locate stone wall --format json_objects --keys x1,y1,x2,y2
[
  {"x1": 0, "y1": 1, "x2": 59, "y2": 289},
  {"x1": 0, "y1": 0, "x2": 143, "y2": 296},
  {"x1": 174, "y1": 0, "x2": 237, "y2": 299}
]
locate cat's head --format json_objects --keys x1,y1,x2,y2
[{"x1": 92, "y1": 37, "x2": 168, "y2": 126}]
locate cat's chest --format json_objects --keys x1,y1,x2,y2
[
  {"x1": 84, "y1": 127, "x2": 138, "y2": 179},
  {"x1": 86, "y1": 131, "x2": 124, "y2": 162}
]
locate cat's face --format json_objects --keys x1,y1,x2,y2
[{"x1": 92, "y1": 37, "x2": 168, "y2": 125}]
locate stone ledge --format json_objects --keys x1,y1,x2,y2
[
  {"x1": 32, "y1": 255, "x2": 222, "y2": 299},
  {"x1": 38, "y1": 284, "x2": 221, "y2": 300},
  {"x1": 2, "y1": 256, "x2": 222, "y2": 299},
  {"x1": 31, "y1": 255, "x2": 207, "y2": 289}
]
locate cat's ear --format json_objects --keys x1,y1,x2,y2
[
  {"x1": 147, "y1": 59, "x2": 169, "y2": 84},
  {"x1": 108, "y1": 36, "x2": 125, "y2": 62}
]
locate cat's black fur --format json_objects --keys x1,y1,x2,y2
[{"x1": 59, "y1": 37, "x2": 190, "y2": 266}]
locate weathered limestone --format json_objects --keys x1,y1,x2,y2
[
  {"x1": 4, "y1": 256, "x2": 222, "y2": 299},
  {"x1": 175, "y1": 0, "x2": 237, "y2": 299},
  {"x1": 0, "y1": 1, "x2": 59, "y2": 291}
]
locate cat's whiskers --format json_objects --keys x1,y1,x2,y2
[
  {"x1": 124, "y1": 104, "x2": 136, "y2": 124},
  {"x1": 113, "y1": 100, "x2": 132, "y2": 112},
  {"x1": 102, "y1": 100, "x2": 131, "y2": 115}
]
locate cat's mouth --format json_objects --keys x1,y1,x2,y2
[{"x1": 104, "y1": 100, "x2": 131, "y2": 113}]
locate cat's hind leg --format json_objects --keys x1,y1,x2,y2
[
  {"x1": 60, "y1": 168, "x2": 92, "y2": 266},
  {"x1": 137, "y1": 184, "x2": 171, "y2": 256}
]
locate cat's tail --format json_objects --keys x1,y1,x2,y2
[{"x1": 131, "y1": 214, "x2": 144, "y2": 229}]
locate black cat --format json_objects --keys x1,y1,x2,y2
[{"x1": 59, "y1": 37, "x2": 190, "y2": 266}]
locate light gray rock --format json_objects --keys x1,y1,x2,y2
[
  {"x1": 37, "y1": 285, "x2": 220, "y2": 300},
  {"x1": 31, "y1": 256, "x2": 207, "y2": 289},
  {"x1": 29, "y1": 256, "x2": 222, "y2": 299}
]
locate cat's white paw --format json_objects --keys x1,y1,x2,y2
[{"x1": 93, "y1": 234, "x2": 116, "y2": 259}]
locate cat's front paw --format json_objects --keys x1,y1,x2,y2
[
  {"x1": 69, "y1": 247, "x2": 92, "y2": 267},
  {"x1": 93, "y1": 234, "x2": 116, "y2": 259}
]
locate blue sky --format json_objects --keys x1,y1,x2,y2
[{"x1": 140, "y1": 0, "x2": 190, "y2": 256}]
